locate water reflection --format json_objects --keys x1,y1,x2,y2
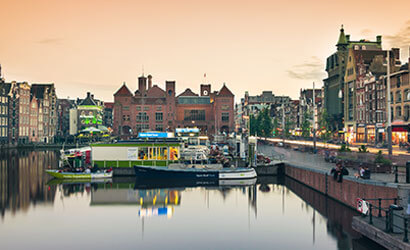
[
  {"x1": 0, "y1": 150, "x2": 385, "y2": 250},
  {"x1": 0, "y1": 150, "x2": 58, "y2": 219}
]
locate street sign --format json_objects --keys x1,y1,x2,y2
[{"x1": 357, "y1": 198, "x2": 369, "y2": 215}]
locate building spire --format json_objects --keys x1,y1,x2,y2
[{"x1": 337, "y1": 24, "x2": 348, "y2": 46}]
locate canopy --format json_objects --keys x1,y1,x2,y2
[{"x1": 80, "y1": 127, "x2": 102, "y2": 133}]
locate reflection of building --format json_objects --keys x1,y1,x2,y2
[
  {"x1": 113, "y1": 75, "x2": 234, "y2": 138},
  {"x1": 0, "y1": 150, "x2": 57, "y2": 219}
]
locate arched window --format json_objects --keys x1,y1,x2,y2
[
  {"x1": 405, "y1": 89, "x2": 410, "y2": 101},
  {"x1": 405, "y1": 105, "x2": 410, "y2": 121},
  {"x1": 396, "y1": 91, "x2": 402, "y2": 103},
  {"x1": 396, "y1": 106, "x2": 402, "y2": 118}
]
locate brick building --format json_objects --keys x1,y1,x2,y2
[
  {"x1": 113, "y1": 75, "x2": 234, "y2": 138},
  {"x1": 8, "y1": 81, "x2": 31, "y2": 144},
  {"x1": 0, "y1": 79, "x2": 10, "y2": 144}
]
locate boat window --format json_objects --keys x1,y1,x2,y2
[
  {"x1": 148, "y1": 147, "x2": 157, "y2": 160},
  {"x1": 169, "y1": 147, "x2": 179, "y2": 160},
  {"x1": 138, "y1": 148, "x2": 148, "y2": 160},
  {"x1": 158, "y1": 147, "x2": 168, "y2": 160}
]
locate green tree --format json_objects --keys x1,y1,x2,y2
[
  {"x1": 273, "y1": 117, "x2": 279, "y2": 137},
  {"x1": 260, "y1": 108, "x2": 273, "y2": 138},
  {"x1": 319, "y1": 109, "x2": 331, "y2": 141},
  {"x1": 284, "y1": 117, "x2": 293, "y2": 138},
  {"x1": 301, "y1": 112, "x2": 311, "y2": 139},
  {"x1": 249, "y1": 114, "x2": 257, "y2": 136}
]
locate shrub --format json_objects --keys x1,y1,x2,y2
[
  {"x1": 339, "y1": 144, "x2": 351, "y2": 152},
  {"x1": 358, "y1": 145, "x2": 368, "y2": 153},
  {"x1": 374, "y1": 150, "x2": 392, "y2": 165}
]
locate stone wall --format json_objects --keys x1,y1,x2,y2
[{"x1": 285, "y1": 164, "x2": 398, "y2": 215}]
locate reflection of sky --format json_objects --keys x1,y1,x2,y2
[{"x1": 0, "y1": 184, "x2": 351, "y2": 250}]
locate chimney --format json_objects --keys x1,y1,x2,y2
[
  {"x1": 346, "y1": 35, "x2": 350, "y2": 42},
  {"x1": 376, "y1": 35, "x2": 382, "y2": 44},
  {"x1": 87, "y1": 92, "x2": 91, "y2": 98},
  {"x1": 91, "y1": 94, "x2": 94, "y2": 100},
  {"x1": 147, "y1": 75, "x2": 152, "y2": 89},
  {"x1": 138, "y1": 76, "x2": 147, "y2": 93}
]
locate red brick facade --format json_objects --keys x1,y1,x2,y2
[{"x1": 113, "y1": 75, "x2": 234, "y2": 138}]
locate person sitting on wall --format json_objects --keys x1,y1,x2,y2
[{"x1": 331, "y1": 161, "x2": 342, "y2": 180}]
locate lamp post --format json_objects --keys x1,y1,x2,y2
[
  {"x1": 313, "y1": 82, "x2": 317, "y2": 153},
  {"x1": 386, "y1": 50, "x2": 393, "y2": 156}
]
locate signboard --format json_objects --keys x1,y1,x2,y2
[
  {"x1": 175, "y1": 128, "x2": 199, "y2": 133},
  {"x1": 357, "y1": 198, "x2": 369, "y2": 215},
  {"x1": 127, "y1": 148, "x2": 138, "y2": 160},
  {"x1": 138, "y1": 132, "x2": 170, "y2": 138}
]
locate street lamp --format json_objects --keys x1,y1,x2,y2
[{"x1": 383, "y1": 50, "x2": 393, "y2": 155}]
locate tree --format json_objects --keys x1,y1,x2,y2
[
  {"x1": 260, "y1": 108, "x2": 273, "y2": 138},
  {"x1": 273, "y1": 117, "x2": 279, "y2": 137},
  {"x1": 249, "y1": 114, "x2": 257, "y2": 136},
  {"x1": 301, "y1": 112, "x2": 311, "y2": 139},
  {"x1": 319, "y1": 108, "x2": 332, "y2": 141},
  {"x1": 284, "y1": 117, "x2": 293, "y2": 138}
]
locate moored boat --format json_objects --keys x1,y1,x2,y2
[
  {"x1": 134, "y1": 165, "x2": 257, "y2": 180},
  {"x1": 45, "y1": 169, "x2": 113, "y2": 179}
]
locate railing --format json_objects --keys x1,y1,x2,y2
[{"x1": 363, "y1": 197, "x2": 408, "y2": 242}]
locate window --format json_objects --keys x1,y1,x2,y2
[
  {"x1": 184, "y1": 110, "x2": 205, "y2": 121},
  {"x1": 136, "y1": 106, "x2": 142, "y2": 111},
  {"x1": 396, "y1": 91, "x2": 402, "y2": 103},
  {"x1": 143, "y1": 106, "x2": 150, "y2": 111},
  {"x1": 396, "y1": 106, "x2": 402, "y2": 118},
  {"x1": 155, "y1": 112, "x2": 163, "y2": 122},
  {"x1": 405, "y1": 89, "x2": 410, "y2": 101},
  {"x1": 156, "y1": 106, "x2": 162, "y2": 111},
  {"x1": 136, "y1": 112, "x2": 149, "y2": 122},
  {"x1": 122, "y1": 115, "x2": 130, "y2": 121},
  {"x1": 405, "y1": 106, "x2": 410, "y2": 121},
  {"x1": 136, "y1": 123, "x2": 149, "y2": 132},
  {"x1": 123, "y1": 106, "x2": 129, "y2": 111},
  {"x1": 155, "y1": 124, "x2": 163, "y2": 131},
  {"x1": 222, "y1": 112, "x2": 229, "y2": 122}
]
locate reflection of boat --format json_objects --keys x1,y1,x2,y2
[
  {"x1": 45, "y1": 169, "x2": 113, "y2": 179},
  {"x1": 134, "y1": 165, "x2": 257, "y2": 180},
  {"x1": 46, "y1": 178, "x2": 112, "y2": 186},
  {"x1": 135, "y1": 177, "x2": 256, "y2": 189}
]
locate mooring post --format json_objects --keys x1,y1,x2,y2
[
  {"x1": 406, "y1": 161, "x2": 410, "y2": 183},
  {"x1": 404, "y1": 218, "x2": 409, "y2": 242},
  {"x1": 385, "y1": 211, "x2": 390, "y2": 232},
  {"x1": 378, "y1": 198, "x2": 382, "y2": 217},
  {"x1": 394, "y1": 164, "x2": 398, "y2": 183},
  {"x1": 369, "y1": 204, "x2": 373, "y2": 225}
]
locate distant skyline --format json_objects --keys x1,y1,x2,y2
[{"x1": 1, "y1": 0, "x2": 410, "y2": 102}]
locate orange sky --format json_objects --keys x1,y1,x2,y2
[{"x1": 1, "y1": 0, "x2": 409, "y2": 102}]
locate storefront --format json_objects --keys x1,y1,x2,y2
[
  {"x1": 356, "y1": 126, "x2": 365, "y2": 142},
  {"x1": 392, "y1": 125, "x2": 409, "y2": 144},
  {"x1": 345, "y1": 125, "x2": 355, "y2": 144},
  {"x1": 366, "y1": 125, "x2": 375, "y2": 144}
]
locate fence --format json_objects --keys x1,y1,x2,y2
[{"x1": 363, "y1": 197, "x2": 408, "y2": 242}]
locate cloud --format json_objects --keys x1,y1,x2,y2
[
  {"x1": 385, "y1": 20, "x2": 410, "y2": 51},
  {"x1": 360, "y1": 28, "x2": 373, "y2": 36},
  {"x1": 36, "y1": 38, "x2": 64, "y2": 45},
  {"x1": 287, "y1": 56, "x2": 326, "y2": 81}
]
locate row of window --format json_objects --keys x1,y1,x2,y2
[
  {"x1": 0, "y1": 117, "x2": 7, "y2": 126},
  {"x1": 129, "y1": 147, "x2": 179, "y2": 161},
  {"x1": 0, "y1": 105, "x2": 7, "y2": 115},
  {"x1": 0, "y1": 97, "x2": 7, "y2": 104},
  {"x1": 0, "y1": 127, "x2": 6, "y2": 137}
]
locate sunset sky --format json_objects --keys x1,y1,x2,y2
[{"x1": 1, "y1": 0, "x2": 409, "y2": 102}]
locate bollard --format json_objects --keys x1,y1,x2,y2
[
  {"x1": 378, "y1": 198, "x2": 382, "y2": 217},
  {"x1": 404, "y1": 218, "x2": 409, "y2": 243},
  {"x1": 395, "y1": 164, "x2": 398, "y2": 183},
  {"x1": 407, "y1": 161, "x2": 410, "y2": 183},
  {"x1": 385, "y1": 211, "x2": 390, "y2": 232},
  {"x1": 369, "y1": 204, "x2": 373, "y2": 225}
]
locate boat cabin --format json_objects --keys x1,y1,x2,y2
[{"x1": 91, "y1": 139, "x2": 183, "y2": 168}]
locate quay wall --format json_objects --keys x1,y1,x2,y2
[{"x1": 285, "y1": 163, "x2": 399, "y2": 213}]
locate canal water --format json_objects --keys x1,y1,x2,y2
[{"x1": 0, "y1": 150, "x2": 385, "y2": 250}]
